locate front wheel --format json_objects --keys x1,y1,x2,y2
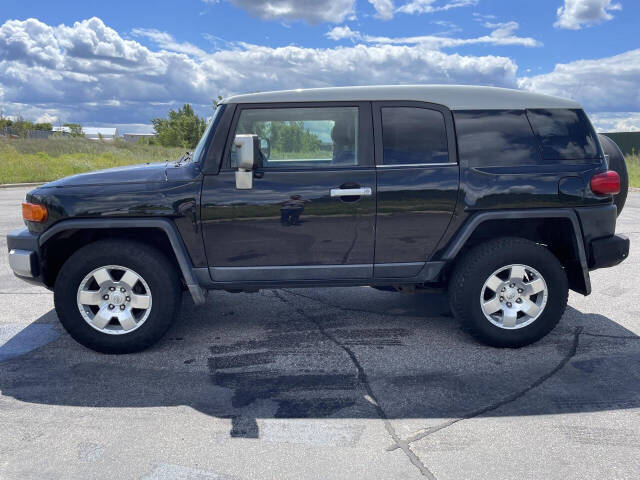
[
  {"x1": 449, "y1": 237, "x2": 568, "y2": 348},
  {"x1": 54, "y1": 239, "x2": 182, "y2": 353}
]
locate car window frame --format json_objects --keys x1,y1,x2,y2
[
  {"x1": 372, "y1": 101, "x2": 457, "y2": 167},
  {"x1": 221, "y1": 101, "x2": 374, "y2": 171}
]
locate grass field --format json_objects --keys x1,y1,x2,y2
[
  {"x1": 627, "y1": 154, "x2": 640, "y2": 189},
  {"x1": 0, "y1": 137, "x2": 183, "y2": 184}
]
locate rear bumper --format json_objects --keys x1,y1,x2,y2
[
  {"x1": 7, "y1": 228, "x2": 43, "y2": 282},
  {"x1": 588, "y1": 234, "x2": 629, "y2": 270}
]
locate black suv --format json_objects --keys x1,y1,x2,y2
[{"x1": 7, "y1": 85, "x2": 630, "y2": 353}]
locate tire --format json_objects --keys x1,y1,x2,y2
[
  {"x1": 449, "y1": 237, "x2": 568, "y2": 348},
  {"x1": 54, "y1": 239, "x2": 182, "y2": 353},
  {"x1": 598, "y1": 134, "x2": 629, "y2": 216}
]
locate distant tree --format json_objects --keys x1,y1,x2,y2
[
  {"x1": 34, "y1": 122, "x2": 52, "y2": 131},
  {"x1": 212, "y1": 95, "x2": 223, "y2": 110},
  {"x1": 152, "y1": 104, "x2": 207, "y2": 149},
  {"x1": 63, "y1": 123, "x2": 84, "y2": 137}
]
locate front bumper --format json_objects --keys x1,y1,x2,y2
[{"x1": 7, "y1": 228, "x2": 42, "y2": 280}]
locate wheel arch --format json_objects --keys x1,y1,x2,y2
[
  {"x1": 440, "y1": 209, "x2": 591, "y2": 295},
  {"x1": 39, "y1": 218, "x2": 206, "y2": 304}
]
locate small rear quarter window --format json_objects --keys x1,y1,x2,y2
[
  {"x1": 526, "y1": 109, "x2": 600, "y2": 160},
  {"x1": 453, "y1": 110, "x2": 540, "y2": 167}
]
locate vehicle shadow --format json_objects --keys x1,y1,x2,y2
[{"x1": 1, "y1": 288, "x2": 638, "y2": 440}]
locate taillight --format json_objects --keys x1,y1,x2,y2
[
  {"x1": 22, "y1": 202, "x2": 48, "y2": 222},
  {"x1": 590, "y1": 171, "x2": 620, "y2": 196}
]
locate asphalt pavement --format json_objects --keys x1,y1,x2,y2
[{"x1": 1, "y1": 186, "x2": 639, "y2": 480}]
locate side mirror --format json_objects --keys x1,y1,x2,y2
[{"x1": 233, "y1": 134, "x2": 259, "y2": 189}]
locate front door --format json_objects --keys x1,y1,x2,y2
[{"x1": 201, "y1": 102, "x2": 376, "y2": 282}]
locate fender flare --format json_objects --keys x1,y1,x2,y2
[
  {"x1": 440, "y1": 209, "x2": 591, "y2": 295},
  {"x1": 39, "y1": 218, "x2": 207, "y2": 304}
]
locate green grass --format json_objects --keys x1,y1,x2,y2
[
  {"x1": 0, "y1": 137, "x2": 183, "y2": 184},
  {"x1": 627, "y1": 154, "x2": 640, "y2": 189}
]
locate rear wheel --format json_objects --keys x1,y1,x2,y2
[
  {"x1": 449, "y1": 237, "x2": 568, "y2": 348},
  {"x1": 54, "y1": 239, "x2": 182, "y2": 353}
]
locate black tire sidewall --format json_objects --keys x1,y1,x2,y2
[
  {"x1": 452, "y1": 239, "x2": 568, "y2": 348},
  {"x1": 54, "y1": 240, "x2": 181, "y2": 353}
]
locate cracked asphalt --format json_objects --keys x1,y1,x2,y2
[{"x1": 1, "y1": 185, "x2": 639, "y2": 480}]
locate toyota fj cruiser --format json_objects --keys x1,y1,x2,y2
[{"x1": 7, "y1": 85, "x2": 630, "y2": 353}]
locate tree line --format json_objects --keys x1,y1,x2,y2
[{"x1": 152, "y1": 98, "x2": 323, "y2": 154}]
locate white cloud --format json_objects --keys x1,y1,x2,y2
[
  {"x1": 398, "y1": 0, "x2": 478, "y2": 15},
  {"x1": 3, "y1": 16, "x2": 640, "y2": 133},
  {"x1": 589, "y1": 112, "x2": 640, "y2": 133},
  {"x1": 554, "y1": 0, "x2": 621, "y2": 30},
  {"x1": 131, "y1": 28, "x2": 208, "y2": 57},
  {"x1": 518, "y1": 49, "x2": 640, "y2": 112},
  {"x1": 326, "y1": 21, "x2": 542, "y2": 48},
  {"x1": 369, "y1": 0, "x2": 395, "y2": 20},
  {"x1": 0, "y1": 17, "x2": 518, "y2": 125},
  {"x1": 225, "y1": 0, "x2": 356, "y2": 24}
]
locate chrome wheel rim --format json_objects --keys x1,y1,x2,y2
[
  {"x1": 480, "y1": 264, "x2": 548, "y2": 330},
  {"x1": 76, "y1": 265, "x2": 152, "y2": 335}
]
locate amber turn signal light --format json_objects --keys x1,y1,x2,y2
[{"x1": 22, "y1": 202, "x2": 48, "y2": 222}]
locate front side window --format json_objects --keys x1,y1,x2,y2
[
  {"x1": 527, "y1": 108, "x2": 599, "y2": 160},
  {"x1": 381, "y1": 107, "x2": 448, "y2": 165},
  {"x1": 454, "y1": 110, "x2": 540, "y2": 167},
  {"x1": 232, "y1": 107, "x2": 359, "y2": 168}
]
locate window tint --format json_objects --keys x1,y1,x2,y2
[
  {"x1": 381, "y1": 107, "x2": 448, "y2": 165},
  {"x1": 232, "y1": 107, "x2": 358, "y2": 168},
  {"x1": 527, "y1": 109, "x2": 599, "y2": 160},
  {"x1": 453, "y1": 110, "x2": 540, "y2": 167}
]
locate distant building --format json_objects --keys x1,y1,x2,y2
[
  {"x1": 84, "y1": 127, "x2": 119, "y2": 141},
  {"x1": 122, "y1": 133, "x2": 156, "y2": 143},
  {"x1": 52, "y1": 126, "x2": 71, "y2": 134}
]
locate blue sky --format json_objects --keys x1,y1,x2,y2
[{"x1": 1, "y1": 0, "x2": 638, "y2": 132}]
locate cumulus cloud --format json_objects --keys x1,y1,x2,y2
[
  {"x1": 554, "y1": 0, "x2": 621, "y2": 30},
  {"x1": 0, "y1": 17, "x2": 518, "y2": 126},
  {"x1": 369, "y1": 0, "x2": 395, "y2": 20},
  {"x1": 326, "y1": 21, "x2": 542, "y2": 48},
  {"x1": 224, "y1": 0, "x2": 356, "y2": 24},
  {"x1": 589, "y1": 112, "x2": 640, "y2": 132},
  {"x1": 518, "y1": 49, "x2": 640, "y2": 112}
]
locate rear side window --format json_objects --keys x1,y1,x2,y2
[
  {"x1": 381, "y1": 107, "x2": 449, "y2": 165},
  {"x1": 454, "y1": 110, "x2": 540, "y2": 167},
  {"x1": 527, "y1": 109, "x2": 599, "y2": 160}
]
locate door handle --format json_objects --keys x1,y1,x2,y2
[{"x1": 330, "y1": 187, "x2": 372, "y2": 197}]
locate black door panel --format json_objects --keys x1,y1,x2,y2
[
  {"x1": 201, "y1": 168, "x2": 376, "y2": 275},
  {"x1": 375, "y1": 165, "x2": 459, "y2": 265},
  {"x1": 372, "y1": 101, "x2": 460, "y2": 274}
]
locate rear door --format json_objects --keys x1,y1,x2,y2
[
  {"x1": 201, "y1": 102, "x2": 377, "y2": 282},
  {"x1": 372, "y1": 101, "x2": 459, "y2": 278}
]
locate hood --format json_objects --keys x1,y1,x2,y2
[{"x1": 41, "y1": 162, "x2": 169, "y2": 188}]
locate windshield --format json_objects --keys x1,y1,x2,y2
[{"x1": 192, "y1": 104, "x2": 225, "y2": 163}]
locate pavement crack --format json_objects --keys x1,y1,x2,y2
[
  {"x1": 386, "y1": 326, "x2": 583, "y2": 451},
  {"x1": 273, "y1": 289, "x2": 437, "y2": 479},
  {"x1": 581, "y1": 331, "x2": 640, "y2": 340},
  {"x1": 282, "y1": 288, "x2": 387, "y2": 316}
]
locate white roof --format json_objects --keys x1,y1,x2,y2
[
  {"x1": 84, "y1": 127, "x2": 118, "y2": 136},
  {"x1": 222, "y1": 85, "x2": 581, "y2": 110}
]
